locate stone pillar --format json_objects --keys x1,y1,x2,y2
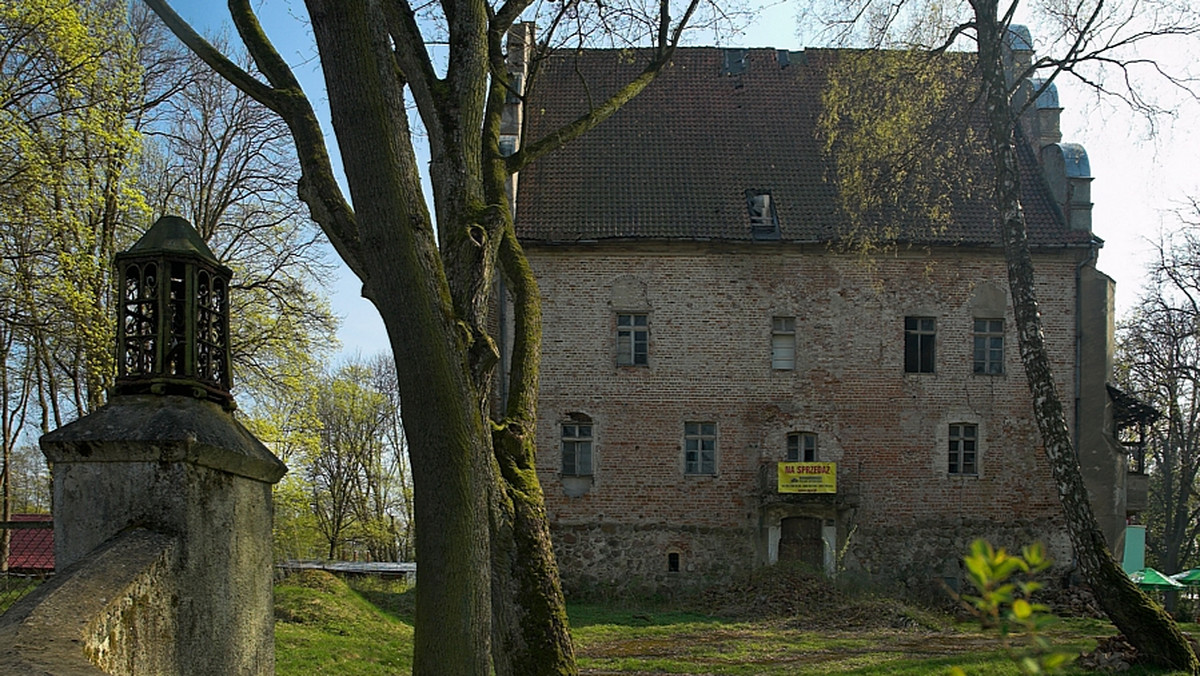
[{"x1": 40, "y1": 394, "x2": 286, "y2": 675}]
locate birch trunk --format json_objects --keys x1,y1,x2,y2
[{"x1": 974, "y1": 6, "x2": 1199, "y2": 670}]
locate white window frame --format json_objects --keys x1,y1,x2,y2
[
  {"x1": 617, "y1": 313, "x2": 648, "y2": 366},
  {"x1": 684, "y1": 422, "x2": 717, "y2": 475},
  {"x1": 786, "y1": 432, "x2": 818, "y2": 462},
  {"x1": 561, "y1": 418, "x2": 593, "y2": 476},
  {"x1": 973, "y1": 318, "x2": 1004, "y2": 375}
]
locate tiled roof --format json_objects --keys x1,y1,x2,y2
[{"x1": 513, "y1": 47, "x2": 1091, "y2": 248}]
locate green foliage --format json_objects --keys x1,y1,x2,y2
[
  {"x1": 817, "y1": 49, "x2": 986, "y2": 254},
  {"x1": 951, "y1": 539, "x2": 1074, "y2": 675}
]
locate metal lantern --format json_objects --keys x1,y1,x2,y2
[{"x1": 114, "y1": 216, "x2": 233, "y2": 406}]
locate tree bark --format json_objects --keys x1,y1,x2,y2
[
  {"x1": 489, "y1": 227, "x2": 577, "y2": 676},
  {"x1": 973, "y1": 6, "x2": 1199, "y2": 671},
  {"x1": 305, "y1": 3, "x2": 494, "y2": 673}
]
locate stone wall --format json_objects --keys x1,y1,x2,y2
[
  {"x1": 847, "y1": 518, "x2": 1072, "y2": 600},
  {"x1": 551, "y1": 522, "x2": 755, "y2": 594},
  {"x1": 0, "y1": 529, "x2": 178, "y2": 675},
  {"x1": 525, "y1": 241, "x2": 1096, "y2": 592}
]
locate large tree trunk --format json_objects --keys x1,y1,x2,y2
[
  {"x1": 974, "y1": 6, "x2": 1199, "y2": 671},
  {"x1": 307, "y1": 3, "x2": 495, "y2": 672},
  {"x1": 488, "y1": 228, "x2": 577, "y2": 676}
]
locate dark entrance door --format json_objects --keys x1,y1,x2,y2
[{"x1": 779, "y1": 517, "x2": 824, "y2": 570}]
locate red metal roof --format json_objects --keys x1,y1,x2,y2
[{"x1": 6, "y1": 514, "x2": 54, "y2": 573}]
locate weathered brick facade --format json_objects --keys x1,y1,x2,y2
[
  {"x1": 526, "y1": 243, "x2": 1083, "y2": 593},
  {"x1": 505, "y1": 33, "x2": 1130, "y2": 595}
]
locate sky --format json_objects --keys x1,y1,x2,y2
[{"x1": 168, "y1": 0, "x2": 1200, "y2": 361}]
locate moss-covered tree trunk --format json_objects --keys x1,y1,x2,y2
[
  {"x1": 146, "y1": 0, "x2": 699, "y2": 672},
  {"x1": 973, "y1": 5, "x2": 1199, "y2": 671}
]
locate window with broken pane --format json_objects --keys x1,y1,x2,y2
[
  {"x1": 684, "y1": 422, "x2": 716, "y2": 475},
  {"x1": 904, "y1": 316, "x2": 936, "y2": 373},
  {"x1": 617, "y1": 313, "x2": 648, "y2": 366}
]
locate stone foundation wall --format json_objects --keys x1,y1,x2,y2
[
  {"x1": 845, "y1": 517, "x2": 1073, "y2": 600},
  {"x1": 552, "y1": 522, "x2": 755, "y2": 594}
]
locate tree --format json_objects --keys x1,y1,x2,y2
[
  {"x1": 142, "y1": 0, "x2": 723, "y2": 672},
  {"x1": 809, "y1": 0, "x2": 1200, "y2": 668},
  {"x1": 1117, "y1": 220, "x2": 1200, "y2": 584}
]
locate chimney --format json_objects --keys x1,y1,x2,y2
[
  {"x1": 1002, "y1": 25, "x2": 1034, "y2": 88},
  {"x1": 1040, "y1": 143, "x2": 1093, "y2": 231},
  {"x1": 503, "y1": 22, "x2": 535, "y2": 209},
  {"x1": 1030, "y1": 79, "x2": 1063, "y2": 150}
]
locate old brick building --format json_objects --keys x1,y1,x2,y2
[{"x1": 502, "y1": 27, "x2": 1138, "y2": 594}]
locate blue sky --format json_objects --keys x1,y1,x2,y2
[{"x1": 166, "y1": 0, "x2": 1200, "y2": 360}]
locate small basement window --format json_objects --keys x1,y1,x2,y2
[
  {"x1": 746, "y1": 190, "x2": 780, "y2": 239},
  {"x1": 668, "y1": 552, "x2": 680, "y2": 572}
]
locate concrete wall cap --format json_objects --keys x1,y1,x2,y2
[{"x1": 40, "y1": 395, "x2": 286, "y2": 484}]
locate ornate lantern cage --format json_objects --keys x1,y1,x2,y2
[{"x1": 114, "y1": 216, "x2": 234, "y2": 407}]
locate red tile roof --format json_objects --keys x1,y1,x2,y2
[{"x1": 513, "y1": 47, "x2": 1091, "y2": 248}]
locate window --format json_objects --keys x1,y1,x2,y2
[
  {"x1": 973, "y1": 319, "x2": 1004, "y2": 375},
  {"x1": 684, "y1": 422, "x2": 716, "y2": 475},
  {"x1": 561, "y1": 417, "x2": 593, "y2": 476},
  {"x1": 904, "y1": 316, "x2": 936, "y2": 373},
  {"x1": 745, "y1": 189, "x2": 780, "y2": 239},
  {"x1": 616, "y1": 313, "x2": 648, "y2": 366},
  {"x1": 667, "y1": 552, "x2": 680, "y2": 572},
  {"x1": 786, "y1": 432, "x2": 818, "y2": 462},
  {"x1": 771, "y1": 316, "x2": 796, "y2": 370},
  {"x1": 949, "y1": 423, "x2": 978, "y2": 475}
]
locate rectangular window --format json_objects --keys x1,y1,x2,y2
[
  {"x1": 786, "y1": 432, "x2": 817, "y2": 462},
  {"x1": 561, "y1": 422, "x2": 593, "y2": 475},
  {"x1": 771, "y1": 316, "x2": 796, "y2": 370},
  {"x1": 617, "y1": 313, "x2": 648, "y2": 366},
  {"x1": 684, "y1": 422, "x2": 716, "y2": 475},
  {"x1": 973, "y1": 319, "x2": 1004, "y2": 375},
  {"x1": 949, "y1": 423, "x2": 978, "y2": 475},
  {"x1": 904, "y1": 316, "x2": 936, "y2": 373}
]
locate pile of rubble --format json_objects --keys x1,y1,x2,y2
[
  {"x1": 1077, "y1": 635, "x2": 1137, "y2": 672},
  {"x1": 1039, "y1": 584, "x2": 1106, "y2": 619}
]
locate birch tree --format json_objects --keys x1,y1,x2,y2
[{"x1": 811, "y1": 0, "x2": 1200, "y2": 667}]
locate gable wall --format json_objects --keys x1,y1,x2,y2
[{"x1": 526, "y1": 241, "x2": 1081, "y2": 594}]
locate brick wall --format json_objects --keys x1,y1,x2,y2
[{"x1": 525, "y1": 241, "x2": 1088, "y2": 593}]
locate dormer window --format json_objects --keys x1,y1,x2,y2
[{"x1": 746, "y1": 189, "x2": 779, "y2": 239}]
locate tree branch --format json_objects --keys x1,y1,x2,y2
[
  {"x1": 506, "y1": 0, "x2": 700, "y2": 174},
  {"x1": 142, "y1": 0, "x2": 366, "y2": 279}
]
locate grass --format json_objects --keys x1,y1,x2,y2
[
  {"x1": 273, "y1": 572, "x2": 1200, "y2": 676},
  {"x1": 274, "y1": 570, "x2": 413, "y2": 675},
  {"x1": 0, "y1": 575, "x2": 43, "y2": 615}
]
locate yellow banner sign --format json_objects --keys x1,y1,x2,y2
[{"x1": 777, "y1": 462, "x2": 837, "y2": 494}]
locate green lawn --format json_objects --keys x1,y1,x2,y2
[{"x1": 273, "y1": 572, "x2": 1196, "y2": 675}]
